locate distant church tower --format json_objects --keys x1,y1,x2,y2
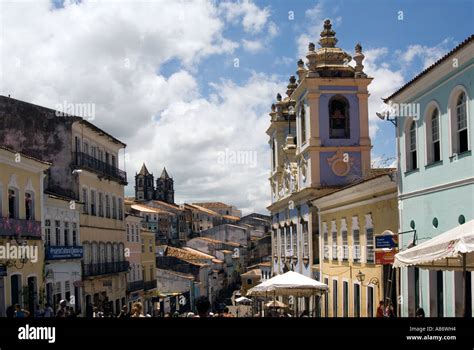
[
  {"x1": 135, "y1": 163, "x2": 155, "y2": 201},
  {"x1": 155, "y1": 167, "x2": 174, "y2": 204}
]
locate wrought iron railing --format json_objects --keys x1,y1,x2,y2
[
  {"x1": 0, "y1": 217, "x2": 41, "y2": 238},
  {"x1": 73, "y1": 152, "x2": 127, "y2": 184},
  {"x1": 83, "y1": 261, "x2": 130, "y2": 277},
  {"x1": 127, "y1": 280, "x2": 144, "y2": 292},
  {"x1": 144, "y1": 280, "x2": 157, "y2": 291}
]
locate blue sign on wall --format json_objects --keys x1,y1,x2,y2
[
  {"x1": 45, "y1": 246, "x2": 83, "y2": 260},
  {"x1": 375, "y1": 235, "x2": 398, "y2": 249}
]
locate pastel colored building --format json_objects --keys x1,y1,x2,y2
[
  {"x1": 312, "y1": 170, "x2": 398, "y2": 317},
  {"x1": 385, "y1": 35, "x2": 474, "y2": 317},
  {"x1": 125, "y1": 213, "x2": 144, "y2": 310},
  {"x1": 0, "y1": 147, "x2": 49, "y2": 316},
  {"x1": 140, "y1": 227, "x2": 157, "y2": 314},
  {"x1": 0, "y1": 96, "x2": 130, "y2": 316},
  {"x1": 43, "y1": 193, "x2": 83, "y2": 314},
  {"x1": 267, "y1": 20, "x2": 373, "y2": 313}
]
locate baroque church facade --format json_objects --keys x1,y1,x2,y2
[
  {"x1": 135, "y1": 163, "x2": 175, "y2": 204},
  {"x1": 268, "y1": 20, "x2": 372, "y2": 279}
]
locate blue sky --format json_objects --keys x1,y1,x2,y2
[{"x1": 1, "y1": 0, "x2": 473, "y2": 214}]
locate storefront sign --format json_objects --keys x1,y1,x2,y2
[
  {"x1": 375, "y1": 235, "x2": 398, "y2": 249},
  {"x1": 45, "y1": 246, "x2": 83, "y2": 260},
  {"x1": 375, "y1": 250, "x2": 398, "y2": 265}
]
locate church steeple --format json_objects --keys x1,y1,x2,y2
[
  {"x1": 160, "y1": 167, "x2": 170, "y2": 179},
  {"x1": 156, "y1": 167, "x2": 174, "y2": 204},
  {"x1": 135, "y1": 163, "x2": 154, "y2": 201},
  {"x1": 138, "y1": 163, "x2": 151, "y2": 176}
]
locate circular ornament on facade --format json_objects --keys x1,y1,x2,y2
[
  {"x1": 330, "y1": 158, "x2": 351, "y2": 176},
  {"x1": 458, "y1": 215, "x2": 466, "y2": 225},
  {"x1": 432, "y1": 217, "x2": 439, "y2": 228}
]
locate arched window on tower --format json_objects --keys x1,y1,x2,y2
[{"x1": 329, "y1": 95, "x2": 350, "y2": 139}]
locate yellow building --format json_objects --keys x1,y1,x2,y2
[
  {"x1": 140, "y1": 228, "x2": 157, "y2": 314},
  {"x1": 73, "y1": 121, "x2": 129, "y2": 316},
  {"x1": 311, "y1": 169, "x2": 398, "y2": 317},
  {"x1": 0, "y1": 146, "x2": 50, "y2": 316},
  {"x1": 0, "y1": 96, "x2": 129, "y2": 316}
]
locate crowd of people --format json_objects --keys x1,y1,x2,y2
[{"x1": 6, "y1": 300, "x2": 77, "y2": 318}]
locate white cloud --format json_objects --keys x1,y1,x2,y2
[
  {"x1": 130, "y1": 73, "x2": 284, "y2": 214},
  {"x1": 363, "y1": 47, "x2": 405, "y2": 139},
  {"x1": 242, "y1": 39, "x2": 264, "y2": 53},
  {"x1": 0, "y1": 0, "x2": 283, "y2": 214},
  {"x1": 398, "y1": 38, "x2": 453, "y2": 69},
  {"x1": 274, "y1": 56, "x2": 295, "y2": 66},
  {"x1": 219, "y1": 0, "x2": 271, "y2": 34}
]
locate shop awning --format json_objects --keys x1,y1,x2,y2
[{"x1": 393, "y1": 220, "x2": 474, "y2": 271}]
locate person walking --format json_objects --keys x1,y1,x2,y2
[
  {"x1": 13, "y1": 304, "x2": 30, "y2": 318},
  {"x1": 56, "y1": 300, "x2": 67, "y2": 317},
  {"x1": 376, "y1": 301, "x2": 385, "y2": 317},
  {"x1": 43, "y1": 303, "x2": 54, "y2": 318},
  {"x1": 385, "y1": 303, "x2": 396, "y2": 317},
  {"x1": 415, "y1": 307, "x2": 425, "y2": 317},
  {"x1": 195, "y1": 296, "x2": 211, "y2": 318},
  {"x1": 130, "y1": 302, "x2": 145, "y2": 317},
  {"x1": 118, "y1": 305, "x2": 130, "y2": 318}
]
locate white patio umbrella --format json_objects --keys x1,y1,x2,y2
[
  {"x1": 247, "y1": 271, "x2": 329, "y2": 297},
  {"x1": 235, "y1": 296, "x2": 253, "y2": 304}
]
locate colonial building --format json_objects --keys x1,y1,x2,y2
[
  {"x1": 43, "y1": 192, "x2": 83, "y2": 314},
  {"x1": 141, "y1": 227, "x2": 157, "y2": 314},
  {"x1": 135, "y1": 163, "x2": 174, "y2": 204},
  {"x1": 192, "y1": 202, "x2": 242, "y2": 218},
  {"x1": 268, "y1": 20, "x2": 373, "y2": 285},
  {"x1": 186, "y1": 203, "x2": 221, "y2": 233},
  {"x1": 0, "y1": 147, "x2": 49, "y2": 316},
  {"x1": 125, "y1": 213, "x2": 144, "y2": 311},
  {"x1": 385, "y1": 35, "x2": 474, "y2": 317},
  {"x1": 126, "y1": 201, "x2": 173, "y2": 245},
  {"x1": 0, "y1": 96, "x2": 129, "y2": 316},
  {"x1": 312, "y1": 170, "x2": 398, "y2": 317}
]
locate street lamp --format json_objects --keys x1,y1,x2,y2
[
  {"x1": 376, "y1": 111, "x2": 397, "y2": 127},
  {"x1": 356, "y1": 270, "x2": 379, "y2": 286}
]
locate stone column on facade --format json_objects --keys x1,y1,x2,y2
[
  {"x1": 307, "y1": 92, "x2": 321, "y2": 147},
  {"x1": 309, "y1": 150, "x2": 321, "y2": 188},
  {"x1": 358, "y1": 92, "x2": 371, "y2": 176}
]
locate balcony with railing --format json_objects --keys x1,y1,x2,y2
[
  {"x1": 73, "y1": 152, "x2": 127, "y2": 184},
  {"x1": 0, "y1": 217, "x2": 41, "y2": 238},
  {"x1": 127, "y1": 280, "x2": 144, "y2": 292},
  {"x1": 83, "y1": 261, "x2": 130, "y2": 277},
  {"x1": 144, "y1": 280, "x2": 157, "y2": 291}
]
